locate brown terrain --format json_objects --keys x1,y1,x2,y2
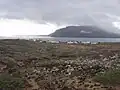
[{"x1": 0, "y1": 39, "x2": 120, "y2": 90}]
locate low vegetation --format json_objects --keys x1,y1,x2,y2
[
  {"x1": 94, "y1": 69, "x2": 120, "y2": 86},
  {"x1": 0, "y1": 73, "x2": 25, "y2": 89},
  {"x1": 0, "y1": 39, "x2": 120, "y2": 89}
]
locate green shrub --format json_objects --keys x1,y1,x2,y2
[
  {"x1": 0, "y1": 57, "x2": 17, "y2": 68},
  {"x1": 0, "y1": 73, "x2": 25, "y2": 90},
  {"x1": 94, "y1": 69, "x2": 120, "y2": 86}
]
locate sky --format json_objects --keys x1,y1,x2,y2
[{"x1": 0, "y1": 0, "x2": 120, "y2": 36}]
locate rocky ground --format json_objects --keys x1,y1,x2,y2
[{"x1": 0, "y1": 39, "x2": 120, "y2": 90}]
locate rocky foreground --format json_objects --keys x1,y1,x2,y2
[{"x1": 0, "y1": 39, "x2": 120, "y2": 90}]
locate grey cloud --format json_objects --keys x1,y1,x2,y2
[{"x1": 0, "y1": 0, "x2": 120, "y2": 32}]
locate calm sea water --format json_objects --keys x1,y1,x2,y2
[{"x1": 12, "y1": 36, "x2": 120, "y2": 43}]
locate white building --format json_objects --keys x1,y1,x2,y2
[
  {"x1": 82, "y1": 41, "x2": 91, "y2": 44},
  {"x1": 67, "y1": 41, "x2": 74, "y2": 44},
  {"x1": 50, "y1": 41, "x2": 59, "y2": 44}
]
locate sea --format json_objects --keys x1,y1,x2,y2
[{"x1": 4, "y1": 35, "x2": 120, "y2": 43}]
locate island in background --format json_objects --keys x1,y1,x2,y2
[{"x1": 50, "y1": 25, "x2": 120, "y2": 38}]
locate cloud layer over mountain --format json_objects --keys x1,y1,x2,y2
[{"x1": 0, "y1": 0, "x2": 120, "y2": 33}]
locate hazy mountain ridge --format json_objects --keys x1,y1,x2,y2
[{"x1": 50, "y1": 26, "x2": 120, "y2": 38}]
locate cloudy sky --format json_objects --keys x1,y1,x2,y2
[{"x1": 0, "y1": 0, "x2": 120, "y2": 36}]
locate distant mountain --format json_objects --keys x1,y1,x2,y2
[{"x1": 50, "y1": 26, "x2": 120, "y2": 38}]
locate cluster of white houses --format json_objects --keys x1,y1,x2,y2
[
  {"x1": 49, "y1": 41, "x2": 98, "y2": 44},
  {"x1": 30, "y1": 39, "x2": 98, "y2": 45}
]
